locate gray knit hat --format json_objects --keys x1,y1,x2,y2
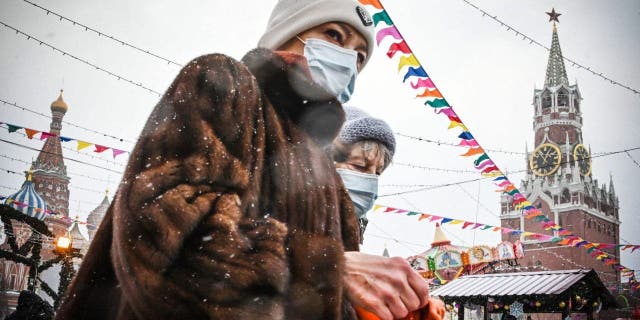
[
  {"x1": 338, "y1": 106, "x2": 396, "y2": 157},
  {"x1": 258, "y1": 0, "x2": 376, "y2": 67}
]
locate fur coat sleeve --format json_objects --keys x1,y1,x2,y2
[{"x1": 57, "y1": 50, "x2": 361, "y2": 320}]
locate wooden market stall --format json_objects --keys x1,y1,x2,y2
[{"x1": 431, "y1": 269, "x2": 617, "y2": 320}]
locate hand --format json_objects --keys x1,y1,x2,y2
[{"x1": 344, "y1": 251, "x2": 430, "y2": 320}]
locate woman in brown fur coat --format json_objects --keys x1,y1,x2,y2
[{"x1": 56, "y1": 1, "x2": 429, "y2": 319}]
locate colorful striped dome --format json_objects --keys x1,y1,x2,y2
[{"x1": 3, "y1": 174, "x2": 48, "y2": 220}]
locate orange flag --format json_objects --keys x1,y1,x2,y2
[
  {"x1": 461, "y1": 147, "x2": 484, "y2": 157},
  {"x1": 24, "y1": 128, "x2": 39, "y2": 139}
]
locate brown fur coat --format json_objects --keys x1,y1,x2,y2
[{"x1": 56, "y1": 49, "x2": 361, "y2": 319}]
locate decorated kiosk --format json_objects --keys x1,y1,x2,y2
[{"x1": 407, "y1": 223, "x2": 525, "y2": 285}]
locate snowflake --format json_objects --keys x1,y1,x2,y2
[{"x1": 510, "y1": 301, "x2": 524, "y2": 318}]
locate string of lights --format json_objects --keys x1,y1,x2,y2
[
  {"x1": 381, "y1": 146, "x2": 640, "y2": 197},
  {"x1": 397, "y1": 132, "x2": 526, "y2": 156},
  {"x1": 0, "y1": 138, "x2": 124, "y2": 174},
  {"x1": 366, "y1": 233, "x2": 428, "y2": 249},
  {"x1": 0, "y1": 154, "x2": 115, "y2": 184},
  {"x1": 392, "y1": 162, "x2": 478, "y2": 174},
  {"x1": 530, "y1": 243, "x2": 621, "y2": 281},
  {"x1": 397, "y1": 132, "x2": 624, "y2": 158},
  {"x1": 368, "y1": 221, "x2": 422, "y2": 255},
  {"x1": 380, "y1": 183, "x2": 436, "y2": 189},
  {"x1": 0, "y1": 166, "x2": 109, "y2": 196},
  {"x1": 457, "y1": 184, "x2": 500, "y2": 219},
  {"x1": 379, "y1": 176, "x2": 490, "y2": 197},
  {"x1": 460, "y1": 0, "x2": 640, "y2": 96},
  {"x1": 21, "y1": 0, "x2": 183, "y2": 67},
  {"x1": 0, "y1": 20, "x2": 162, "y2": 96},
  {"x1": 625, "y1": 151, "x2": 640, "y2": 169},
  {"x1": 0, "y1": 98, "x2": 137, "y2": 144}
]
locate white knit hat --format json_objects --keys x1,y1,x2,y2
[{"x1": 258, "y1": 0, "x2": 375, "y2": 67}]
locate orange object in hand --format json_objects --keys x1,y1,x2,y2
[{"x1": 355, "y1": 298, "x2": 446, "y2": 320}]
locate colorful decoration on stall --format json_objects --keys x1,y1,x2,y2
[
  {"x1": 509, "y1": 301, "x2": 524, "y2": 318},
  {"x1": 1, "y1": 121, "x2": 129, "y2": 158},
  {"x1": 357, "y1": 0, "x2": 637, "y2": 281}
]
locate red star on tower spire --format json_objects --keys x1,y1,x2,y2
[{"x1": 546, "y1": 8, "x2": 561, "y2": 24}]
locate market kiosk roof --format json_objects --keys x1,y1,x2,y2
[{"x1": 431, "y1": 269, "x2": 617, "y2": 309}]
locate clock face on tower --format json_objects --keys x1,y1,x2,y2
[
  {"x1": 573, "y1": 144, "x2": 591, "y2": 176},
  {"x1": 530, "y1": 143, "x2": 561, "y2": 176}
]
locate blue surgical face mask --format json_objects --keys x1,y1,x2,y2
[
  {"x1": 336, "y1": 168, "x2": 378, "y2": 219},
  {"x1": 298, "y1": 37, "x2": 358, "y2": 103}
]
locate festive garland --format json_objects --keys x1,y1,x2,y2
[
  {"x1": 373, "y1": 204, "x2": 640, "y2": 252},
  {"x1": 1, "y1": 121, "x2": 128, "y2": 158},
  {"x1": 0, "y1": 195, "x2": 97, "y2": 229},
  {"x1": 357, "y1": 0, "x2": 636, "y2": 286}
]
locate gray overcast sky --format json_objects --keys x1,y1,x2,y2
[{"x1": 1, "y1": 0, "x2": 638, "y2": 278}]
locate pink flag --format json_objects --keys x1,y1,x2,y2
[
  {"x1": 410, "y1": 77, "x2": 436, "y2": 90},
  {"x1": 376, "y1": 26, "x2": 402, "y2": 45},
  {"x1": 112, "y1": 148, "x2": 126, "y2": 158},
  {"x1": 40, "y1": 132, "x2": 56, "y2": 140}
]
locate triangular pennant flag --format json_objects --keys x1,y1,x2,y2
[
  {"x1": 458, "y1": 131, "x2": 474, "y2": 140},
  {"x1": 373, "y1": 205, "x2": 383, "y2": 212},
  {"x1": 403, "y1": 66, "x2": 428, "y2": 82},
  {"x1": 59, "y1": 136, "x2": 73, "y2": 142},
  {"x1": 462, "y1": 221, "x2": 474, "y2": 229},
  {"x1": 418, "y1": 214, "x2": 431, "y2": 221},
  {"x1": 24, "y1": 128, "x2": 39, "y2": 139},
  {"x1": 76, "y1": 140, "x2": 92, "y2": 151},
  {"x1": 424, "y1": 98, "x2": 450, "y2": 108},
  {"x1": 461, "y1": 147, "x2": 484, "y2": 157},
  {"x1": 40, "y1": 131, "x2": 56, "y2": 140},
  {"x1": 372, "y1": 10, "x2": 392, "y2": 27},
  {"x1": 359, "y1": 0, "x2": 383, "y2": 10},
  {"x1": 376, "y1": 26, "x2": 401, "y2": 45},
  {"x1": 398, "y1": 54, "x2": 420, "y2": 71},
  {"x1": 387, "y1": 40, "x2": 411, "y2": 58},
  {"x1": 410, "y1": 77, "x2": 435, "y2": 90},
  {"x1": 417, "y1": 88, "x2": 443, "y2": 98},
  {"x1": 112, "y1": 148, "x2": 127, "y2": 158},
  {"x1": 441, "y1": 218, "x2": 453, "y2": 224},
  {"x1": 501, "y1": 228, "x2": 513, "y2": 234},
  {"x1": 6, "y1": 124, "x2": 22, "y2": 133},
  {"x1": 448, "y1": 121, "x2": 466, "y2": 130},
  {"x1": 94, "y1": 144, "x2": 109, "y2": 153}
]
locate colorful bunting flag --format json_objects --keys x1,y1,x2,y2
[
  {"x1": 357, "y1": 0, "x2": 636, "y2": 274},
  {"x1": 1, "y1": 121, "x2": 130, "y2": 158}
]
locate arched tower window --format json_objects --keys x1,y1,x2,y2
[
  {"x1": 557, "y1": 89, "x2": 569, "y2": 111},
  {"x1": 573, "y1": 96, "x2": 580, "y2": 113},
  {"x1": 542, "y1": 92, "x2": 552, "y2": 112},
  {"x1": 561, "y1": 188, "x2": 571, "y2": 203}
]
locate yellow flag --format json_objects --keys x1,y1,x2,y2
[
  {"x1": 77, "y1": 140, "x2": 92, "y2": 151},
  {"x1": 397, "y1": 54, "x2": 420, "y2": 71}
]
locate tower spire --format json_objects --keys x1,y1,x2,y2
[
  {"x1": 544, "y1": 8, "x2": 569, "y2": 87},
  {"x1": 31, "y1": 91, "x2": 71, "y2": 218}
]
